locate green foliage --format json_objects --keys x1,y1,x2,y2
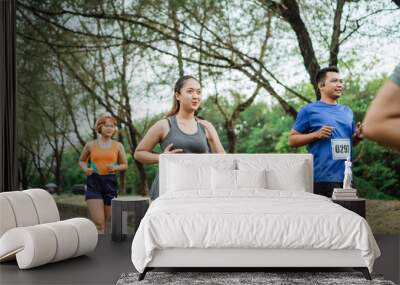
[
  {"x1": 275, "y1": 131, "x2": 307, "y2": 154},
  {"x1": 19, "y1": 69, "x2": 399, "y2": 200},
  {"x1": 353, "y1": 140, "x2": 400, "y2": 199},
  {"x1": 237, "y1": 105, "x2": 294, "y2": 153},
  {"x1": 61, "y1": 150, "x2": 86, "y2": 193},
  {"x1": 124, "y1": 150, "x2": 160, "y2": 195},
  {"x1": 200, "y1": 77, "x2": 400, "y2": 200},
  {"x1": 345, "y1": 78, "x2": 400, "y2": 200}
]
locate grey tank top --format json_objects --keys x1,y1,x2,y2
[{"x1": 149, "y1": 116, "x2": 210, "y2": 200}]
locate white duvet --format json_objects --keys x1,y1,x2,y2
[{"x1": 131, "y1": 190, "x2": 380, "y2": 273}]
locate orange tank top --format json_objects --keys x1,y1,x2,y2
[{"x1": 89, "y1": 140, "x2": 119, "y2": 175}]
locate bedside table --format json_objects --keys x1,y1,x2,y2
[
  {"x1": 111, "y1": 196, "x2": 150, "y2": 242},
  {"x1": 331, "y1": 198, "x2": 366, "y2": 218}
]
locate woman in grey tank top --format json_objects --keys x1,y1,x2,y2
[{"x1": 134, "y1": 75, "x2": 225, "y2": 200}]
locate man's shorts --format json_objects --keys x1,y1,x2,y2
[
  {"x1": 314, "y1": 182, "x2": 343, "y2": 198},
  {"x1": 85, "y1": 173, "x2": 118, "y2": 205}
]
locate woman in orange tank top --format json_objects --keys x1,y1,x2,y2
[{"x1": 79, "y1": 115, "x2": 128, "y2": 234}]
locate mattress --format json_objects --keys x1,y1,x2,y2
[{"x1": 131, "y1": 190, "x2": 380, "y2": 273}]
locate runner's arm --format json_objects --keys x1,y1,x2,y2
[{"x1": 288, "y1": 127, "x2": 332, "y2": 147}]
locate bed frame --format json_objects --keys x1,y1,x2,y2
[
  {"x1": 139, "y1": 248, "x2": 370, "y2": 280},
  {"x1": 138, "y1": 154, "x2": 372, "y2": 281}
]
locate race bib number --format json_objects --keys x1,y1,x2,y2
[{"x1": 331, "y1": 139, "x2": 351, "y2": 160}]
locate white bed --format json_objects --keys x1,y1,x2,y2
[{"x1": 131, "y1": 154, "x2": 380, "y2": 280}]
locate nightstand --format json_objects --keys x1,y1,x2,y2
[
  {"x1": 331, "y1": 198, "x2": 366, "y2": 218},
  {"x1": 111, "y1": 196, "x2": 150, "y2": 242}
]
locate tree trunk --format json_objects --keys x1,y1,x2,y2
[
  {"x1": 226, "y1": 119, "x2": 237, "y2": 153},
  {"x1": 18, "y1": 158, "x2": 29, "y2": 189},
  {"x1": 329, "y1": 0, "x2": 345, "y2": 66},
  {"x1": 54, "y1": 152, "x2": 62, "y2": 194},
  {"x1": 135, "y1": 160, "x2": 149, "y2": 196},
  {"x1": 275, "y1": 0, "x2": 321, "y2": 96},
  {"x1": 126, "y1": 124, "x2": 148, "y2": 196},
  {"x1": 117, "y1": 129, "x2": 126, "y2": 195},
  {"x1": 170, "y1": 4, "x2": 184, "y2": 77}
]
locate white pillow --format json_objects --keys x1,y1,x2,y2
[
  {"x1": 167, "y1": 162, "x2": 212, "y2": 192},
  {"x1": 236, "y1": 169, "x2": 268, "y2": 189},
  {"x1": 266, "y1": 162, "x2": 307, "y2": 191},
  {"x1": 212, "y1": 168, "x2": 236, "y2": 191}
]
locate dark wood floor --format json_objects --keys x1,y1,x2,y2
[
  {"x1": 0, "y1": 235, "x2": 135, "y2": 285},
  {"x1": 0, "y1": 235, "x2": 398, "y2": 285}
]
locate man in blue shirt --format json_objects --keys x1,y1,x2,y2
[{"x1": 288, "y1": 66, "x2": 363, "y2": 197}]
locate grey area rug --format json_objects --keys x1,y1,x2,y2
[{"x1": 116, "y1": 272, "x2": 396, "y2": 285}]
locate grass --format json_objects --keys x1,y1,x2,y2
[
  {"x1": 366, "y1": 200, "x2": 400, "y2": 234},
  {"x1": 53, "y1": 193, "x2": 143, "y2": 207},
  {"x1": 54, "y1": 194, "x2": 400, "y2": 234},
  {"x1": 54, "y1": 194, "x2": 87, "y2": 206}
]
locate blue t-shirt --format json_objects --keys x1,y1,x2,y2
[{"x1": 293, "y1": 100, "x2": 355, "y2": 183}]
